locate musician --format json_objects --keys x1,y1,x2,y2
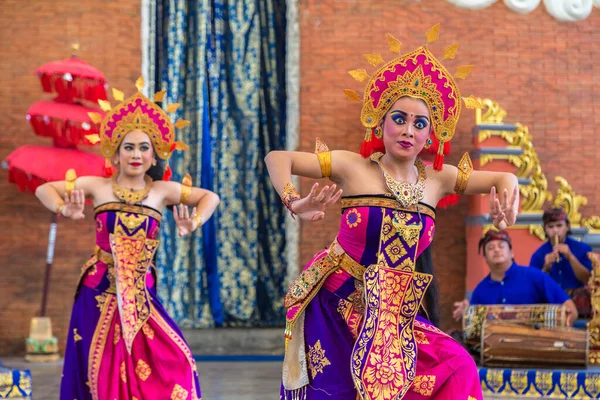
[
  {"x1": 530, "y1": 208, "x2": 592, "y2": 290},
  {"x1": 453, "y1": 230, "x2": 578, "y2": 325}
]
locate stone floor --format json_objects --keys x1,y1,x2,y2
[{"x1": 3, "y1": 357, "x2": 282, "y2": 400}]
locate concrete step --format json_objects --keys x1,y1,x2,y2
[{"x1": 182, "y1": 328, "x2": 284, "y2": 356}]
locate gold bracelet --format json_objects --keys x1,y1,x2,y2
[
  {"x1": 454, "y1": 152, "x2": 473, "y2": 195},
  {"x1": 180, "y1": 173, "x2": 192, "y2": 204},
  {"x1": 56, "y1": 201, "x2": 65, "y2": 215},
  {"x1": 281, "y1": 183, "x2": 301, "y2": 218},
  {"x1": 65, "y1": 168, "x2": 77, "y2": 197},
  {"x1": 193, "y1": 213, "x2": 205, "y2": 226},
  {"x1": 315, "y1": 137, "x2": 332, "y2": 178}
]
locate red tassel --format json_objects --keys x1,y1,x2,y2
[
  {"x1": 163, "y1": 165, "x2": 172, "y2": 181},
  {"x1": 437, "y1": 194, "x2": 459, "y2": 209},
  {"x1": 433, "y1": 141, "x2": 445, "y2": 171},
  {"x1": 104, "y1": 159, "x2": 114, "y2": 177},
  {"x1": 360, "y1": 128, "x2": 386, "y2": 158}
]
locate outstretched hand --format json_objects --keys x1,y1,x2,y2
[
  {"x1": 489, "y1": 186, "x2": 518, "y2": 230},
  {"x1": 173, "y1": 204, "x2": 199, "y2": 237},
  {"x1": 291, "y1": 183, "x2": 343, "y2": 221},
  {"x1": 62, "y1": 190, "x2": 86, "y2": 220}
]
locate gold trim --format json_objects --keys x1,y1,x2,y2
[
  {"x1": 554, "y1": 176, "x2": 588, "y2": 226},
  {"x1": 341, "y1": 197, "x2": 436, "y2": 220},
  {"x1": 94, "y1": 203, "x2": 162, "y2": 223},
  {"x1": 88, "y1": 295, "x2": 117, "y2": 400},
  {"x1": 454, "y1": 152, "x2": 472, "y2": 194}
]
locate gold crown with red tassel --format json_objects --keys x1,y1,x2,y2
[
  {"x1": 344, "y1": 24, "x2": 482, "y2": 170},
  {"x1": 86, "y1": 77, "x2": 189, "y2": 180}
]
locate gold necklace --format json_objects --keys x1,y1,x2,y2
[
  {"x1": 112, "y1": 175, "x2": 153, "y2": 205},
  {"x1": 371, "y1": 152, "x2": 426, "y2": 208}
]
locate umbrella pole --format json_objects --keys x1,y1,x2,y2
[
  {"x1": 40, "y1": 213, "x2": 57, "y2": 316},
  {"x1": 25, "y1": 212, "x2": 60, "y2": 362}
]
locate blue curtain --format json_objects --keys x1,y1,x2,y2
[{"x1": 147, "y1": 0, "x2": 287, "y2": 327}]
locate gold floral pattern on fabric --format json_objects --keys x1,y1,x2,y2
[
  {"x1": 509, "y1": 370, "x2": 528, "y2": 394},
  {"x1": 392, "y1": 214, "x2": 421, "y2": 248},
  {"x1": 381, "y1": 215, "x2": 396, "y2": 244},
  {"x1": 535, "y1": 371, "x2": 554, "y2": 395},
  {"x1": 346, "y1": 208, "x2": 362, "y2": 228},
  {"x1": 341, "y1": 197, "x2": 436, "y2": 219},
  {"x1": 351, "y1": 206, "x2": 433, "y2": 400},
  {"x1": 170, "y1": 384, "x2": 189, "y2": 400},
  {"x1": 142, "y1": 323, "x2": 155, "y2": 339},
  {"x1": 427, "y1": 225, "x2": 434, "y2": 243},
  {"x1": 109, "y1": 233, "x2": 159, "y2": 354},
  {"x1": 384, "y1": 238, "x2": 407, "y2": 264},
  {"x1": 96, "y1": 219, "x2": 103, "y2": 232},
  {"x1": 559, "y1": 372, "x2": 578, "y2": 397},
  {"x1": 412, "y1": 375, "x2": 436, "y2": 396},
  {"x1": 120, "y1": 362, "x2": 127, "y2": 383},
  {"x1": 307, "y1": 340, "x2": 331, "y2": 379},
  {"x1": 113, "y1": 324, "x2": 121, "y2": 345},
  {"x1": 89, "y1": 295, "x2": 117, "y2": 400},
  {"x1": 586, "y1": 374, "x2": 600, "y2": 396},
  {"x1": 414, "y1": 330, "x2": 429, "y2": 345},
  {"x1": 95, "y1": 294, "x2": 107, "y2": 310},
  {"x1": 73, "y1": 329, "x2": 82, "y2": 343},
  {"x1": 337, "y1": 299, "x2": 364, "y2": 340},
  {"x1": 135, "y1": 359, "x2": 152, "y2": 381}
]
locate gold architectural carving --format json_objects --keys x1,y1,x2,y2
[
  {"x1": 475, "y1": 99, "x2": 507, "y2": 125},
  {"x1": 589, "y1": 253, "x2": 600, "y2": 365},
  {"x1": 553, "y1": 177, "x2": 588, "y2": 226}
]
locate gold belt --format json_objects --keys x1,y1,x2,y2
[
  {"x1": 94, "y1": 246, "x2": 114, "y2": 266},
  {"x1": 330, "y1": 240, "x2": 366, "y2": 281}
]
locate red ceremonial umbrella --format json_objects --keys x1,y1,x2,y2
[
  {"x1": 5, "y1": 145, "x2": 106, "y2": 193},
  {"x1": 4, "y1": 145, "x2": 106, "y2": 316},
  {"x1": 27, "y1": 101, "x2": 105, "y2": 147},
  {"x1": 35, "y1": 57, "x2": 107, "y2": 103}
]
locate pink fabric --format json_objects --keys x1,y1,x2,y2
[{"x1": 95, "y1": 299, "x2": 199, "y2": 400}]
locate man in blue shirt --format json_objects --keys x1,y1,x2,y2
[
  {"x1": 453, "y1": 230, "x2": 577, "y2": 325},
  {"x1": 530, "y1": 207, "x2": 592, "y2": 290}
]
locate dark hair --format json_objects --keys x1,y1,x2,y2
[
  {"x1": 146, "y1": 157, "x2": 167, "y2": 181},
  {"x1": 416, "y1": 245, "x2": 440, "y2": 327}
]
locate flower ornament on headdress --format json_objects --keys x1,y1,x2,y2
[
  {"x1": 86, "y1": 77, "x2": 190, "y2": 180},
  {"x1": 344, "y1": 24, "x2": 482, "y2": 170}
]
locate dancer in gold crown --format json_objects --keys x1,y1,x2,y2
[
  {"x1": 267, "y1": 25, "x2": 518, "y2": 400},
  {"x1": 35, "y1": 78, "x2": 219, "y2": 400}
]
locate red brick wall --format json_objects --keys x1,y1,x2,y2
[
  {"x1": 0, "y1": 0, "x2": 141, "y2": 355},
  {"x1": 296, "y1": 0, "x2": 600, "y2": 330}
]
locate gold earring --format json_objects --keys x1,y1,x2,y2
[
  {"x1": 424, "y1": 138, "x2": 433, "y2": 149},
  {"x1": 113, "y1": 159, "x2": 119, "y2": 165},
  {"x1": 152, "y1": 159, "x2": 157, "y2": 166}
]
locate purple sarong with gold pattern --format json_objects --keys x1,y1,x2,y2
[
  {"x1": 281, "y1": 195, "x2": 482, "y2": 400},
  {"x1": 60, "y1": 203, "x2": 201, "y2": 400}
]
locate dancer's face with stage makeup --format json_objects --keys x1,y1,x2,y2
[
  {"x1": 115, "y1": 130, "x2": 155, "y2": 178},
  {"x1": 380, "y1": 96, "x2": 432, "y2": 160}
]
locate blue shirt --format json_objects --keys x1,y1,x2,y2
[
  {"x1": 471, "y1": 262, "x2": 570, "y2": 305},
  {"x1": 530, "y1": 236, "x2": 592, "y2": 290}
]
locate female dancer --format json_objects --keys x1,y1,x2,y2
[
  {"x1": 267, "y1": 29, "x2": 518, "y2": 400},
  {"x1": 36, "y1": 79, "x2": 219, "y2": 400}
]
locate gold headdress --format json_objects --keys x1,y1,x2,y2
[
  {"x1": 344, "y1": 24, "x2": 481, "y2": 170},
  {"x1": 87, "y1": 77, "x2": 189, "y2": 179}
]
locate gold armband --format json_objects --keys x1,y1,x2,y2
[
  {"x1": 315, "y1": 137, "x2": 331, "y2": 178},
  {"x1": 454, "y1": 152, "x2": 473, "y2": 195},
  {"x1": 65, "y1": 169, "x2": 77, "y2": 197},
  {"x1": 180, "y1": 173, "x2": 192, "y2": 204},
  {"x1": 281, "y1": 183, "x2": 301, "y2": 218}
]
